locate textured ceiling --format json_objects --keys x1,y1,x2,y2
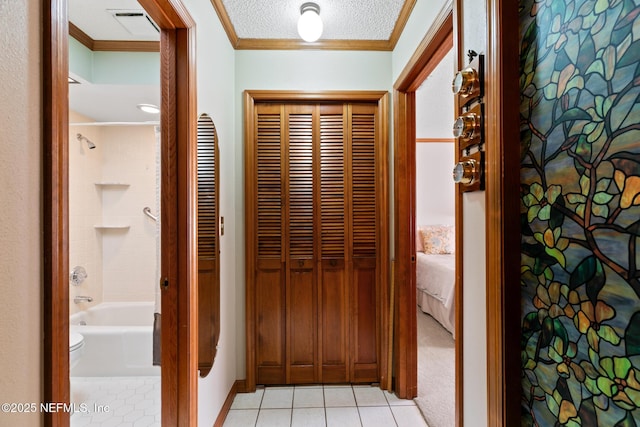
[{"x1": 222, "y1": 0, "x2": 406, "y2": 40}]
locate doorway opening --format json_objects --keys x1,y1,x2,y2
[
  {"x1": 391, "y1": 2, "x2": 461, "y2": 419},
  {"x1": 413, "y1": 48, "x2": 456, "y2": 427},
  {"x1": 43, "y1": 0, "x2": 197, "y2": 425},
  {"x1": 67, "y1": 5, "x2": 162, "y2": 418}
]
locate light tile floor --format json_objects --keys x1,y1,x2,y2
[
  {"x1": 70, "y1": 376, "x2": 161, "y2": 427},
  {"x1": 223, "y1": 385, "x2": 429, "y2": 427}
]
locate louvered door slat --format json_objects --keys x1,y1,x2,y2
[
  {"x1": 257, "y1": 113, "x2": 283, "y2": 258},
  {"x1": 351, "y1": 113, "x2": 377, "y2": 258},
  {"x1": 197, "y1": 119, "x2": 218, "y2": 258},
  {"x1": 287, "y1": 113, "x2": 314, "y2": 258},
  {"x1": 320, "y1": 112, "x2": 346, "y2": 258}
]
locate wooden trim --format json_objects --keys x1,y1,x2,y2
[
  {"x1": 69, "y1": 21, "x2": 93, "y2": 50},
  {"x1": 46, "y1": 0, "x2": 195, "y2": 426},
  {"x1": 485, "y1": 0, "x2": 521, "y2": 424},
  {"x1": 394, "y1": 3, "x2": 454, "y2": 91},
  {"x1": 235, "y1": 38, "x2": 396, "y2": 51},
  {"x1": 43, "y1": 1, "x2": 70, "y2": 426},
  {"x1": 69, "y1": 21, "x2": 160, "y2": 52},
  {"x1": 244, "y1": 90, "x2": 390, "y2": 391},
  {"x1": 213, "y1": 380, "x2": 243, "y2": 427},
  {"x1": 392, "y1": 0, "x2": 460, "y2": 416},
  {"x1": 453, "y1": 0, "x2": 464, "y2": 424},
  {"x1": 392, "y1": 89, "x2": 417, "y2": 399},
  {"x1": 208, "y1": 0, "x2": 239, "y2": 48},
  {"x1": 243, "y1": 91, "x2": 257, "y2": 391},
  {"x1": 93, "y1": 40, "x2": 160, "y2": 52},
  {"x1": 208, "y1": 0, "x2": 415, "y2": 51},
  {"x1": 138, "y1": 1, "x2": 197, "y2": 424},
  {"x1": 416, "y1": 138, "x2": 454, "y2": 143},
  {"x1": 388, "y1": 0, "x2": 417, "y2": 50},
  {"x1": 246, "y1": 90, "x2": 389, "y2": 103},
  {"x1": 377, "y1": 93, "x2": 391, "y2": 391}
]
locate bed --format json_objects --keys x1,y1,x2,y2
[{"x1": 416, "y1": 225, "x2": 456, "y2": 337}]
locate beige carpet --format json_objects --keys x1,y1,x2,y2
[{"x1": 414, "y1": 308, "x2": 455, "y2": 427}]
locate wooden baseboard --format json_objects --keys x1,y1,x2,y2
[{"x1": 213, "y1": 380, "x2": 246, "y2": 427}]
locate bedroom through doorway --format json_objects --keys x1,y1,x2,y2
[{"x1": 413, "y1": 47, "x2": 456, "y2": 427}]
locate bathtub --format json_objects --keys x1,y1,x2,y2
[{"x1": 70, "y1": 302, "x2": 160, "y2": 377}]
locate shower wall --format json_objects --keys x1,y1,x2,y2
[
  {"x1": 100, "y1": 124, "x2": 157, "y2": 302},
  {"x1": 69, "y1": 111, "x2": 158, "y2": 312},
  {"x1": 69, "y1": 111, "x2": 104, "y2": 315}
]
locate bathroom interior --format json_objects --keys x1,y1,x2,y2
[{"x1": 67, "y1": 0, "x2": 163, "y2": 424}]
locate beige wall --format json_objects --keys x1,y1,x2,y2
[
  {"x1": 69, "y1": 112, "x2": 105, "y2": 314},
  {"x1": 0, "y1": 0, "x2": 43, "y2": 426},
  {"x1": 100, "y1": 125, "x2": 158, "y2": 302}
]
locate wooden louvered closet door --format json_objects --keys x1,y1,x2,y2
[{"x1": 250, "y1": 101, "x2": 381, "y2": 385}]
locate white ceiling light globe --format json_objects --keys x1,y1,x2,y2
[{"x1": 297, "y1": 3, "x2": 323, "y2": 42}]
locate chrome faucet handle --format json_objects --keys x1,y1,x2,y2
[
  {"x1": 73, "y1": 296, "x2": 93, "y2": 304},
  {"x1": 70, "y1": 266, "x2": 88, "y2": 286}
]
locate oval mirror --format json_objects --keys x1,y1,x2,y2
[{"x1": 197, "y1": 113, "x2": 220, "y2": 377}]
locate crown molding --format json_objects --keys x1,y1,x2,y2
[
  {"x1": 69, "y1": 21, "x2": 160, "y2": 52},
  {"x1": 210, "y1": 0, "x2": 416, "y2": 51}
]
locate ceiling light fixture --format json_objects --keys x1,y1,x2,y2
[
  {"x1": 137, "y1": 103, "x2": 160, "y2": 114},
  {"x1": 297, "y1": 2, "x2": 323, "y2": 42}
]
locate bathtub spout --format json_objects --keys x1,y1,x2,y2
[{"x1": 74, "y1": 296, "x2": 93, "y2": 304}]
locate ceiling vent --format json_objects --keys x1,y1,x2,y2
[{"x1": 109, "y1": 10, "x2": 159, "y2": 36}]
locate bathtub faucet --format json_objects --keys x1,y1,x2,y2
[{"x1": 74, "y1": 296, "x2": 93, "y2": 304}]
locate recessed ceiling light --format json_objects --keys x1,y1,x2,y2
[{"x1": 137, "y1": 103, "x2": 160, "y2": 114}]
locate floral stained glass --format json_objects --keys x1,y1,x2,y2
[{"x1": 520, "y1": 0, "x2": 640, "y2": 424}]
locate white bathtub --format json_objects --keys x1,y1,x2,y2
[{"x1": 70, "y1": 302, "x2": 160, "y2": 377}]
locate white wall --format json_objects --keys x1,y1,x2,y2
[
  {"x1": 459, "y1": 0, "x2": 488, "y2": 423},
  {"x1": 415, "y1": 143, "x2": 455, "y2": 226},
  {"x1": 415, "y1": 50, "x2": 454, "y2": 138},
  {"x1": 179, "y1": 0, "x2": 239, "y2": 425},
  {"x1": 234, "y1": 49, "x2": 392, "y2": 379},
  {"x1": 392, "y1": 0, "x2": 488, "y2": 425},
  {"x1": 69, "y1": 112, "x2": 105, "y2": 314},
  {"x1": 415, "y1": 50, "x2": 455, "y2": 226},
  {"x1": 69, "y1": 119, "x2": 158, "y2": 308},
  {"x1": 0, "y1": 1, "x2": 43, "y2": 426},
  {"x1": 100, "y1": 125, "x2": 158, "y2": 302}
]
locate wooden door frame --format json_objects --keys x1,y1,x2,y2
[
  {"x1": 43, "y1": 1, "x2": 198, "y2": 425},
  {"x1": 243, "y1": 90, "x2": 390, "y2": 392},
  {"x1": 393, "y1": 0, "x2": 521, "y2": 425},
  {"x1": 392, "y1": 3, "x2": 454, "y2": 403},
  {"x1": 485, "y1": 0, "x2": 521, "y2": 424}
]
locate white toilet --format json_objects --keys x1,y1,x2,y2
[{"x1": 69, "y1": 332, "x2": 85, "y2": 371}]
